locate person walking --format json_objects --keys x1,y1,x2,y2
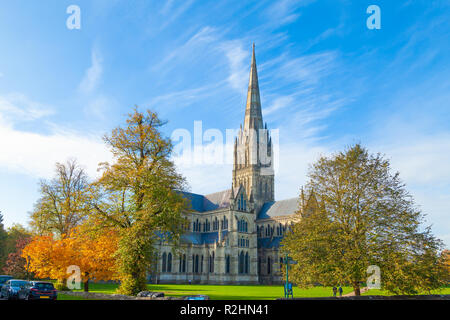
[
  {"x1": 338, "y1": 286, "x2": 343, "y2": 297},
  {"x1": 332, "y1": 286, "x2": 337, "y2": 297}
]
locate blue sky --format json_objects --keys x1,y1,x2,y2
[{"x1": 0, "y1": 0, "x2": 449, "y2": 247}]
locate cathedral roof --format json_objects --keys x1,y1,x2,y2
[
  {"x1": 181, "y1": 230, "x2": 228, "y2": 245},
  {"x1": 181, "y1": 190, "x2": 231, "y2": 212},
  {"x1": 257, "y1": 197, "x2": 299, "y2": 220},
  {"x1": 257, "y1": 236, "x2": 283, "y2": 249},
  {"x1": 204, "y1": 190, "x2": 231, "y2": 211}
]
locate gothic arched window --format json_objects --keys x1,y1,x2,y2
[
  {"x1": 209, "y1": 252, "x2": 215, "y2": 273},
  {"x1": 238, "y1": 251, "x2": 244, "y2": 274},
  {"x1": 267, "y1": 257, "x2": 272, "y2": 274},
  {"x1": 239, "y1": 193, "x2": 245, "y2": 211},
  {"x1": 258, "y1": 257, "x2": 261, "y2": 274},
  {"x1": 162, "y1": 252, "x2": 167, "y2": 272},
  {"x1": 167, "y1": 253, "x2": 172, "y2": 273},
  {"x1": 245, "y1": 252, "x2": 249, "y2": 274}
]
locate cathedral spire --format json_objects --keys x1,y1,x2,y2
[
  {"x1": 244, "y1": 43, "x2": 263, "y2": 130},
  {"x1": 233, "y1": 44, "x2": 274, "y2": 212}
]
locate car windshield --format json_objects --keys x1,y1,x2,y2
[
  {"x1": 10, "y1": 281, "x2": 28, "y2": 287},
  {"x1": 35, "y1": 283, "x2": 54, "y2": 290}
]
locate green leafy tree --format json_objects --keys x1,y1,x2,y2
[
  {"x1": 443, "y1": 250, "x2": 450, "y2": 283},
  {"x1": 282, "y1": 144, "x2": 445, "y2": 295},
  {"x1": 5, "y1": 224, "x2": 32, "y2": 252},
  {"x1": 0, "y1": 212, "x2": 8, "y2": 270},
  {"x1": 91, "y1": 108, "x2": 187, "y2": 295},
  {"x1": 30, "y1": 159, "x2": 90, "y2": 236}
]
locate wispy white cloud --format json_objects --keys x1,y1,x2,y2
[
  {"x1": 83, "y1": 94, "x2": 118, "y2": 121},
  {"x1": 159, "y1": 0, "x2": 195, "y2": 31},
  {"x1": 159, "y1": 0, "x2": 175, "y2": 15},
  {"x1": 380, "y1": 138, "x2": 450, "y2": 247},
  {"x1": 76, "y1": 47, "x2": 120, "y2": 121},
  {"x1": 221, "y1": 41, "x2": 249, "y2": 91},
  {"x1": 78, "y1": 49, "x2": 103, "y2": 94},
  {"x1": 152, "y1": 26, "x2": 219, "y2": 73},
  {"x1": 276, "y1": 51, "x2": 339, "y2": 84},
  {"x1": 146, "y1": 82, "x2": 225, "y2": 114},
  {"x1": 263, "y1": 95, "x2": 294, "y2": 116},
  {"x1": 264, "y1": 0, "x2": 316, "y2": 27},
  {"x1": 0, "y1": 93, "x2": 54, "y2": 123},
  {"x1": 0, "y1": 94, "x2": 110, "y2": 179},
  {"x1": 383, "y1": 135, "x2": 450, "y2": 185}
]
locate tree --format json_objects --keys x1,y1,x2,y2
[
  {"x1": 30, "y1": 159, "x2": 90, "y2": 236},
  {"x1": 22, "y1": 227, "x2": 118, "y2": 291},
  {"x1": 443, "y1": 250, "x2": 450, "y2": 283},
  {"x1": 5, "y1": 224, "x2": 32, "y2": 253},
  {"x1": 3, "y1": 237, "x2": 32, "y2": 279},
  {"x1": 0, "y1": 223, "x2": 32, "y2": 273},
  {"x1": 91, "y1": 108, "x2": 187, "y2": 295},
  {"x1": 282, "y1": 144, "x2": 445, "y2": 295},
  {"x1": 0, "y1": 212, "x2": 8, "y2": 270}
]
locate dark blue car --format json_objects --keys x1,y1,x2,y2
[{"x1": 24, "y1": 281, "x2": 58, "y2": 300}]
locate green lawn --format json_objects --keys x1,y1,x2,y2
[
  {"x1": 58, "y1": 294, "x2": 96, "y2": 300},
  {"x1": 362, "y1": 285, "x2": 450, "y2": 296},
  {"x1": 59, "y1": 283, "x2": 450, "y2": 300},
  {"x1": 68, "y1": 283, "x2": 353, "y2": 300}
]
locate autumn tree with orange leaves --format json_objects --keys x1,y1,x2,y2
[{"x1": 22, "y1": 228, "x2": 118, "y2": 292}]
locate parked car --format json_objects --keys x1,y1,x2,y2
[
  {"x1": 183, "y1": 295, "x2": 210, "y2": 300},
  {"x1": 0, "y1": 275, "x2": 13, "y2": 293},
  {"x1": 23, "y1": 281, "x2": 57, "y2": 300},
  {"x1": 0, "y1": 279, "x2": 29, "y2": 300}
]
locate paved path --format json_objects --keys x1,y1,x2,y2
[{"x1": 341, "y1": 287, "x2": 369, "y2": 297}]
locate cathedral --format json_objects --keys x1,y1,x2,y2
[{"x1": 154, "y1": 45, "x2": 302, "y2": 284}]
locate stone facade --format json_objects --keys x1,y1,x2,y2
[{"x1": 153, "y1": 45, "x2": 302, "y2": 285}]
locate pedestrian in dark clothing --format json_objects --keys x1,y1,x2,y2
[
  {"x1": 332, "y1": 286, "x2": 337, "y2": 297},
  {"x1": 338, "y1": 286, "x2": 343, "y2": 297}
]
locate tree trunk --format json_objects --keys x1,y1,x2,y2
[
  {"x1": 353, "y1": 282, "x2": 361, "y2": 296},
  {"x1": 84, "y1": 279, "x2": 89, "y2": 292}
]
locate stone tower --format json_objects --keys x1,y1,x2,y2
[{"x1": 233, "y1": 44, "x2": 275, "y2": 213}]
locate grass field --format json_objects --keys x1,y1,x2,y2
[
  {"x1": 362, "y1": 285, "x2": 450, "y2": 296},
  {"x1": 60, "y1": 283, "x2": 353, "y2": 300},
  {"x1": 57, "y1": 283, "x2": 450, "y2": 300}
]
